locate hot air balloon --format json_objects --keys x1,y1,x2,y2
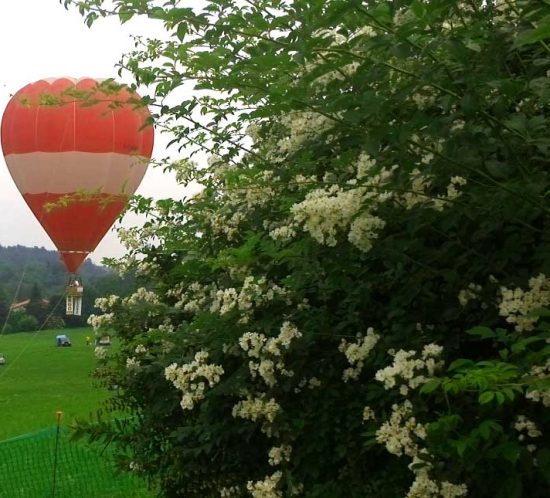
[{"x1": 1, "y1": 77, "x2": 154, "y2": 315}]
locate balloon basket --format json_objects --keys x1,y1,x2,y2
[{"x1": 66, "y1": 277, "x2": 84, "y2": 316}]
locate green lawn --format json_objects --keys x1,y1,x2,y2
[
  {"x1": 0, "y1": 328, "x2": 155, "y2": 497},
  {"x1": 0, "y1": 327, "x2": 106, "y2": 440}
]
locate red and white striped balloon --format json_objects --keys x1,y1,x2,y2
[{"x1": 1, "y1": 77, "x2": 154, "y2": 273}]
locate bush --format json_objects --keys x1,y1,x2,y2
[
  {"x1": 70, "y1": 1, "x2": 550, "y2": 497},
  {"x1": 8, "y1": 312, "x2": 39, "y2": 333}
]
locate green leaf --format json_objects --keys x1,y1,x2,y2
[
  {"x1": 448, "y1": 358, "x2": 475, "y2": 371},
  {"x1": 118, "y1": 7, "x2": 134, "y2": 23},
  {"x1": 499, "y1": 442, "x2": 522, "y2": 464},
  {"x1": 466, "y1": 326, "x2": 495, "y2": 339},
  {"x1": 420, "y1": 379, "x2": 440, "y2": 394},
  {"x1": 514, "y1": 15, "x2": 550, "y2": 47},
  {"x1": 410, "y1": 1, "x2": 426, "y2": 18},
  {"x1": 478, "y1": 391, "x2": 495, "y2": 404}
]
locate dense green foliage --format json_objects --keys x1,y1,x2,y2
[{"x1": 67, "y1": 1, "x2": 550, "y2": 497}]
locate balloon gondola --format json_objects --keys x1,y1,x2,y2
[{"x1": 1, "y1": 77, "x2": 154, "y2": 315}]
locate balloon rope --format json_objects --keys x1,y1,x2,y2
[{"x1": 0, "y1": 293, "x2": 65, "y2": 383}]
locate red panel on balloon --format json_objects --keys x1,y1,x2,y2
[
  {"x1": 23, "y1": 192, "x2": 127, "y2": 269},
  {"x1": 1, "y1": 79, "x2": 153, "y2": 156}
]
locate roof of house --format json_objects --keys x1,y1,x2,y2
[{"x1": 10, "y1": 298, "x2": 49, "y2": 311}]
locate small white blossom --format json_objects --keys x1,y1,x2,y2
[
  {"x1": 232, "y1": 396, "x2": 281, "y2": 423},
  {"x1": 268, "y1": 445, "x2": 292, "y2": 466},
  {"x1": 499, "y1": 274, "x2": 550, "y2": 332},
  {"x1": 165, "y1": 350, "x2": 224, "y2": 411},
  {"x1": 246, "y1": 471, "x2": 283, "y2": 498},
  {"x1": 363, "y1": 406, "x2": 375, "y2": 421},
  {"x1": 94, "y1": 346, "x2": 107, "y2": 360},
  {"x1": 514, "y1": 415, "x2": 542, "y2": 438},
  {"x1": 339, "y1": 329, "x2": 380, "y2": 381}
]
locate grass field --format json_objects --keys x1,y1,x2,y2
[
  {"x1": 0, "y1": 327, "x2": 154, "y2": 497},
  {"x1": 0, "y1": 327, "x2": 106, "y2": 440}
]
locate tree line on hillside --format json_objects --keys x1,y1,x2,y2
[{"x1": 0, "y1": 245, "x2": 137, "y2": 333}]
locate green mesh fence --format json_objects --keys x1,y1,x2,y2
[{"x1": 0, "y1": 428, "x2": 153, "y2": 498}]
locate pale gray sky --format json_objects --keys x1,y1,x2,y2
[{"x1": 0, "y1": 0, "x2": 189, "y2": 264}]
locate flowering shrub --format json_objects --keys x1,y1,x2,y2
[{"x1": 68, "y1": 1, "x2": 550, "y2": 497}]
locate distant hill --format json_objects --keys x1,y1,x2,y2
[
  {"x1": 0, "y1": 245, "x2": 109, "y2": 300},
  {"x1": 0, "y1": 245, "x2": 137, "y2": 326}
]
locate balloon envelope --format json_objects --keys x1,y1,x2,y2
[{"x1": 1, "y1": 77, "x2": 154, "y2": 272}]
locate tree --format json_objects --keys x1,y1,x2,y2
[
  {"x1": 68, "y1": 2, "x2": 550, "y2": 497},
  {"x1": 0, "y1": 285, "x2": 9, "y2": 329},
  {"x1": 7, "y1": 312, "x2": 39, "y2": 333},
  {"x1": 25, "y1": 282, "x2": 47, "y2": 326}
]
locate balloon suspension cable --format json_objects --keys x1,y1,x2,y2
[{"x1": 66, "y1": 274, "x2": 84, "y2": 317}]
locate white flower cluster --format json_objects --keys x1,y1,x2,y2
[
  {"x1": 377, "y1": 402, "x2": 468, "y2": 498},
  {"x1": 375, "y1": 344, "x2": 444, "y2": 395},
  {"x1": 312, "y1": 61, "x2": 360, "y2": 87},
  {"x1": 240, "y1": 173, "x2": 277, "y2": 209},
  {"x1": 450, "y1": 119, "x2": 465, "y2": 132},
  {"x1": 94, "y1": 294, "x2": 120, "y2": 312},
  {"x1": 173, "y1": 277, "x2": 289, "y2": 319},
  {"x1": 275, "y1": 110, "x2": 335, "y2": 158},
  {"x1": 393, "y1": 7, "x2": 416, "y2": 27},
  {"x1": 294, "y1": 376, "x2": 322, "y2": 394},
  {"x1": 117, "y1": 226, "x2": 142, "y2": 251},
  {"x1": 214, "y1": 277, "x2": 289, "y2": 316},
  {"x1": 219, "y1": 486, "x2": 241, "y2": 498},
  {"x1": 402, "y1": 170, "x2": 467, "y2": 211},
  {"x1": 525, "y1": 360, "x2": 550, "y2": 407},
  {"x1": 363, "y1": 406, "x2": 375, "y2": 421},
  {"x1": 157, "y1": 320, "x2": 175, "y2": 334},
  {"x1": 246, "y1": 471, "x2": 282, "y2": 498},
  {"x1": 94, "y1": 346, "x2": 107, "y2": 360},
  {"x1": 411, "y1": 86, "x2": 437, "y2": 110},
  {"x1": 458, "y1": 283, "x2": 482, "y2": 306},
  {"x1": 87, "y1": 313, "x2": 114, "y2": 331},
  {"x1": 493, "y1": 0, "x2": 519, "y2": 23},
  {"x1": 406, "y1": 469, "x2": 468, "y2": 498},
  {"x1": 355, "y1": 153, "x2": 377, "y2": 180},
  {"x1": 269, "y1": 224, "x2": 297, "y2": 242},
  {"x1": 291, "y1": 184, "x2": 386, "y2": 251},
  {"x1": 433, "y1": 176, "x2": 468, "y2": 211},
  {"x1": 268, "y1": 445, "x2": 292, "y2": 466},
  {"x1": 165, "y1": 351, "x2": 224, "y2": 411},
  {"x1": 207, "y1": 210, "x2": 246, "y2": 240},
  {"x1": 499, "y1": 274, "x2": 550, "y2": 332},
  {"x1": 402, "y1": 168, "x2": 432, "y2": 209},
  {"x1": 219, "y1": 485, "x2": 240, "y2": 497},
  {"x1": 514, "y1": 415, "x2": 542, "y2": 439},
  {"x1": 135, "y1": 259, "x2": 161, "y2": 277},
  {"x1": 291, "y1": 185, "x2": 364, "y2": 246},
  {"x1": 240, "y1": 322, "x2": 302, "y2": 387},
  {"x1": 339, "y1": 328, "x2": 380, "y2": 381},
  {"x1": 134, "y1": 344, "x2": 147, "y2": 354},
  {"x1": 232, "y1": 395, "x2": 281, "y2": 423},
  {"x1": 126, "y1": 357, "x2": 141, "y2": 371},
  {"x1": 376, "y1": 400, "x2": 427, "y2": 457},
  {"x1": 348, "y1": 213, "x2": 386, "y2": 252},
  {"x1": 124, "y1": 287, "x2": 160, "y2": 306}
]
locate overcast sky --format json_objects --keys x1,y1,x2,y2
[{"x1": 0, "y1": 0, "x2": 190, "y2": 265}]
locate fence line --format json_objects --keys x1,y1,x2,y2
[{"x1": 0, "y1": 427, "x2": 152, "y2": 498}]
